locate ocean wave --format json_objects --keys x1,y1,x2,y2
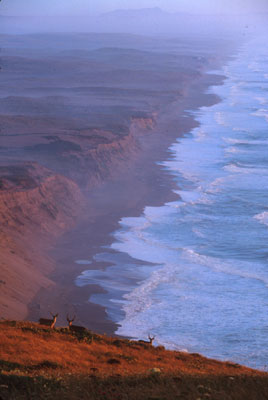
[
  {"x1": 214, "y1": 111, "x2": 227, "y2": 126},
  {"x1": 248, "y1": 62, "x2": 261, "y2": 72},
  {"x1": 178, "y1": 190, "x2": 202, "y2": 203},
  {"x1": 255, "y1": 97, "x2": 267, "y2": 105},
  {"x1": 223, "y1": 163, "x2": 250, "y2": 174},
  {"x1": 91, "y1": 39, "x2": 268, "y2": 368},
  {"x1": 144, "y1": 204, "x2": 177, "y2": 220},
  {"x1": 224, "y1": 162, "x2": 268, "y2": 175},
  {"x1": 225, "y1": 138, "x2": 268, "y2": 145},
  {"x1": 224, "y1": 146, "x2": 241, "y2": 154},
  {"x1": 116, "y1": 263, "x2": 178, "y2": 339},
  {"x1": 192, "y1": 227, "x2": 206, "y2": 238},
  {"x1": 118, "y1": 215, "x2": 151, "y2": 230},
  {"x1": 182, "y1": 248, "x2": 268, "y2": 287},
  {"x1": 231, "y1": 127, "x2": 250, "y2": 133},
  {"x1": 195, "y1": 128, "x2": 207, "y2": 142},
  {"x1": 206, "y1": 177, "x2": 226, "y2": 193},
  {"x1": 252, "y1": 108, "x2": 268, "y2": 122},
  {"x1": 254, "y1": 212, "x2": 268, "y2": 227},
  {"x1": 112, "y1": 222, "x2": 182, "y2": 266},
  {"x1": 116, "y1": 245, "x2": 268, "y2": 344},
  {"x1": 230, "y1": 81, "x2": 245, "y2": 97}
]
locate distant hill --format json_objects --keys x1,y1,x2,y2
[{"x1": 0, "y1": 9, "x2": 265, "y2": 37}]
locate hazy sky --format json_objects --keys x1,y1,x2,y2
[{"x1": 1, "y1": 0, "x2": 268, "y2": 16}]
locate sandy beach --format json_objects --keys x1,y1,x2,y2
[
  {"x1": 0, "y1": 32, "x2": 232, "y2": 333},
  {"x1": 26, "y1": 73, "x2": 225, "y2": 334}
]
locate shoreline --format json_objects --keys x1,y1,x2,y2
[{"x1": 27, "y1": 71, "x2": 226, "y2": 335}]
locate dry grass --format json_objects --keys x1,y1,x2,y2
[{"x1": 0, "y1": 320, "x2": 268, "y2": 400}]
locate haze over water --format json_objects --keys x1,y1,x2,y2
[{"x1": 77, "y1": 35, "x2": 268, "y2": 370}]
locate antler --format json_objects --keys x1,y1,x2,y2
[
  {"x1": 67, "y1": 314, "x2": 76, "y2": 322},
  {"x1": 148, "y1": 334, "x2": 155, "y2": 344}
]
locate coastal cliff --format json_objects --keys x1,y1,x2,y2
[
  {"x1": 0, "y1": 32, "x2": 230, "y2": 323},
  {"x1": 0, "y1": 113, "x2": 156, "y2": 319},
  {"x1": 0, "y1": 163, "x2": 84, "y2": 319}
]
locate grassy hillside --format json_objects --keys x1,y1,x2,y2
[{"x1": 0, "y1": 321, "x2": 268, "y2": 399}]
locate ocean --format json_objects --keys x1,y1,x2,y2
[{"x1": 76, "y1": 36, "x2": 268, "y2": 370}]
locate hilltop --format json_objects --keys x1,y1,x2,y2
[{"x1": 0, "y1": 320, "x2": 268, "y2": 400}]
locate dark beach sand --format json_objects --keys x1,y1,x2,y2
[{"x1": 27, "y1": 73, "x2": 225, "y2": 335}]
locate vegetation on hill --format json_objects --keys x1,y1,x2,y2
[{"x1": 0, "y1": 320, "x2": 268, "y2": 399}]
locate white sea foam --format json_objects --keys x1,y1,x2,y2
[
  {"x1": 248, "y1": 62, "x2": 261, "y2": 72},
  {"x1": 116, "y1": 245, "x2": 268, "y2": 344},
  {"x1": 224, "y1": 163, "x2": 268, "y2": 175},
  {"x1": 231, "y1": 127, "x2": 250, "y2": 133},
  {"x1": 118, "y1": 216, "x2": 149, "y2": 229},
  {"x1": 252, "y1": 108, "x2": 268, "y2": 122},
  {"x1": 112, "y1": 226, "x2": 179, "y2": 266},
  {"x1": 214, "y1": 111, "x2": 227, "y2": 126},
  {"x1": 116, "y1": 263, "x2": 177, "y2": 339},
  {"x1": 192, "y1": 227, "x2": 206, "y2": 238},
  {"x1": 255, "y1": 97, "x2": 267, "y2": 105},
  {"x1": 144, "y1": 205, "x2": 176, "y2": 220},
  {"x1": 206, "y1": 177, "x2": 226, "y2": 193},
  {"x1": 223, "y1": 163, "x2": 248, "y2": 174},
  {"x1": 254, "y1": 212, "x2": 268, "y2": 227},
  {"x1": 224, "y1": 146, "x2": 241, "y2": 154},
  {"x1": 195, "y1": 128, "x2": 207, "y2": 142},
  {"x1": 80, "y1": 37, "x2": 268, "y2": 369},
  {"x1": 182, "y1": 248, "x2": 268, "y2": 288},
  {"x1": 230, "y1": 81, "x2": 245, "y2": 97},
  {"x1": 225, "y1": 138, "x2": 268, "y2": 145},
  {"x1": 178, "y1": 190, "x2": 202, "y2": 203}
]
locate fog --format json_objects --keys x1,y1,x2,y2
[{"x1": 0, "y1": 0, "x2": 267, "y2": 36}]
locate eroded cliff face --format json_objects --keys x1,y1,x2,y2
[
  {"x1": 0, "y1": 163, "x2": 84, "y2": 319},
  {"x1": 41, "y1": 121, "x2": 149, "y2": 188},
  {"x1": 0, "y1": 115, "x2": 156, "y2": 319},
  {"x1": 0, "y1": 32, "x2": 228, "y2": 321},
  {"x1": 130, "y1": 115, "x2": 156, "y2": 135}
]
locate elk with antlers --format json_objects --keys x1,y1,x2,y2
[
  {"x1": 138, "y1": 334, "x2": 155, "y2": 345},
  {"x1": 39, "y1": 312, "x2": 58, "y2": 329},
  {"x1": 67, "y1": 314, "x2": 75, "y2": 329},
  {"x1": 66, "y1": 315, "x2": 86, "y2": 333}
]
